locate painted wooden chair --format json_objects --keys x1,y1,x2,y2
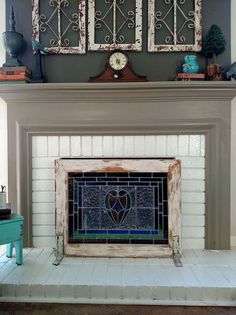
[{"x1": 0, "y1": 213, "x2": 24, "y2": 265}]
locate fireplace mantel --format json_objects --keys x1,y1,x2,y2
[
  {"x1": 0, "y1": 81, "x2": 236, "y2": 103},
  {"x1": 0, "y1": 81, "x2": 235, "y2": 250}
]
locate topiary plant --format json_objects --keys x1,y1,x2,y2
[{"x1": 202, "y1": 24, "x2": 226, "y2": 64}]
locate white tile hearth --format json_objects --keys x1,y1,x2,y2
[
  {"x1": 1, "y1": 246, "x2": 236, "y2": 306},
  {"x1": 31, "y1": 135, "x2": 205, "y2": 249}
]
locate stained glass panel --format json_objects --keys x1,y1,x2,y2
[{"x1": 68, "y1": 172, "x2": 168, "y2": 244}]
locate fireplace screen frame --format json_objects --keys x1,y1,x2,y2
[{"x1": 55, "y1": 158, "x2": 181, "y2": 257}]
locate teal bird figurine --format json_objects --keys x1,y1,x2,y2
[{"x1": 182, "y1": 55, "x2": 200, "y2": 74}]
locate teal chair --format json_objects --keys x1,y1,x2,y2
[{"x1": 0, "y1": 213, "x2": 24, "y2": 265}]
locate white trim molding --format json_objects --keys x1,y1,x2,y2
[
  {"x1": 0, "y1": 0, "x2": 6, "y2": 65},
  {"x1": 231, "y1": 0, "x2": 236, "y2": 63}
]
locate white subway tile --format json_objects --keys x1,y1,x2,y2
[
  {"x1": 33, "y1": 136, "x2": 48, "y2": 157},
  {"x1": 32, "y1": 202, "x2": 55, "y2": 214},
  {"x1": 31, "y1": 134, "x2": 206, "y2": 248},
  {"x1": 182, "y1": 215, "x2": 205, "y2": 227},
  {"x1": 59, "y1": 136, "x2": 70, "y2": 157},
  {"x1": 178, "y1": 157, "x2": 205, "y2": 168},
  {"x1": 182, "y1": 227, "x2": 205, "y2": 238},
  {"x1": 71, "y1": 136, "x2": 81, "y2": 157},
  {"x1": 181, "y1": 168, "x2": 205, "y2": 180},
  {"x1": 167, "y1": 135, "x2": 178, "y2": 156},
  {"x1": 32, "y1": 180, "x2": 55, "y2": 192},
  {"x1": 32, "y1": 213, "x2": 55, "y2": 225},
  {"x1": 182, "y1": 203, "x2": 205, "y2": 215},
  {"x1": 201, "y1": 135, "x2": 205, "y2": 157},
  {"x1": 32, "y1": 192, "x2": 55, "y2": 203},
  {"x1": 155, "y1": 136, "x2": 167, "y2": 156},
  {"x1": 103, "y1": 136, "x2": 113, "y2": 157},
  {"x1": 182, "y1": 180, "x2": 205, "y2": 192},
  {"x1": 32, "y1": 225, "x2": 55, "y2": 237},
  {"x1": 33, "y1": 236, "x2": 56, "y2": 248},
  {"x1": 48, "y1": 136, "x2": 59, "y2": 157},
  {"x1": 32, "y1": 169, "x2": 55, "y2": 180},
  {"x1": 92, "y1": 136, "x2": 103, "y2": 156},
  {"x1": 32, "y1": 136, "x2": 37, "y2": 157},
  {"x1": 178, "y1": 135, "x2": 189, "y2": 156},
  {"x1": 113, "y1": 136, "x2": 124, "y2": 156},
  {"x1": 144, "y1": 136, "x2": 156, "y2": 156},
  {"x1": 182, "y1": 192, "x2": 205, "y2": 203},
  {"x1": 134, "y1": 136, "x2": 145, "y2": 156},
  {"x1": 124, "y1": 136, "x2": 134, "y2": 156},
  {"x1": 81, "y1": 136, "x2": 92, "y2": 156},
  {"x1": 182, "y1": 238, "x2": 205, "y2": 249},
  {"x1": 32, "y1": 157, "x2": 56, "y2": 169},
  {"x1": 189, "y1": 135, "x2": 201, "y2": 156}
]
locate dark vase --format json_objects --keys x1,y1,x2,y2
[{"x1": 2, "y1": 5, "x2": 24, "y2": 67}]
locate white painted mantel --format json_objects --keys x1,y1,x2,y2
[{"x1": 0, "y1": 81, "x2": 236, "y2": 251}]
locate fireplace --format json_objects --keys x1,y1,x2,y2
[
  {"x1": 0, "y1": 81, "x2": 234, "y2": 251},
  {"x1": 55, "y1": 158, "x2": 181, "y2": 257}
]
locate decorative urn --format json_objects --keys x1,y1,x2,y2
[{"x1": 2, "y1": 6, "x2": 24, "y2": 67}]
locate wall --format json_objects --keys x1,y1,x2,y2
[
  {"x1": 232, "y1": 0, "x2": 236, "y2": 62},
  {"x1": 0, "y1": 0, "x2": 7, "y2": 190},
  {"x1": 5, "y1": 0, "x2": 231, "y2": 82},
  {"x1": 0, "y1": 0, "x2": 5, "y2": 66}
]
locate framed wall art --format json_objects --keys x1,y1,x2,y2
[
  {"x1": 88, "y1": 0, "x2": 142, "y2": 51},
  {"x1": 32, "y1": 0, "x2": 86, "y2": 54},
  {"x1": 148, "y1": 0, "x2": 202, "y2": 52}
]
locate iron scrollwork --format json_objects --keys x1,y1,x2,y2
[
  {"x1": 148, "y1": 0, "x2": 202, "y2": 52},
  {"x1": 32, "y1": 0, "x2": 86, "y2": 54},
  {"x1": 88, "y1": 0, "x2": 142, "y2": 51}
]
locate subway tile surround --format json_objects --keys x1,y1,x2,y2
[{"x1": 32, "y1": 135, "x2": 205, "y2": 249}]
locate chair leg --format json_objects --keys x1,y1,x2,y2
[
  {"x1": 6, "y1": 242, "x2": 13, "y2": 258},
  {"x1": 14, "y1": 239, "x2": 23, "y2": 265}
]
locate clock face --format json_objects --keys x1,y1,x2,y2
[{"x1": 109, "y1": 51, "x2": 128, "y2": 71}]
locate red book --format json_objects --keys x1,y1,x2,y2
[{"x1": 176, "y1": 73, "x2": 205, "y2": 80}]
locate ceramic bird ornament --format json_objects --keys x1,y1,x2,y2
[
  {"x1": 32, "y1": 37, "x2": 48, "y2": 55},
  {"x1": 226, "y1": 62, "x2": 236, "y2": 80}
]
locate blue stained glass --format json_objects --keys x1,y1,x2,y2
[{"x1": 68, "y1": 171, "x2": 168, "y2": 244}]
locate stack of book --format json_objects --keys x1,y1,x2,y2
[
  {"x1": 0, "y1": 66, "x2": 32, "y2": 84},
  {"x1": 176, "y1": 73, "x2": 205, "y2": 81},
  {"x1": 0, "y1": 209, "x2": 11, "y2": 220}
]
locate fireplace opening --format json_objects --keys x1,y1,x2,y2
[{"x1": 68, "y1": 171, "x2": 168, "y2": 245}]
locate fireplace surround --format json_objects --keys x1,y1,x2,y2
[{"x1": 0, "y1": 81, "x2": 235, "y2": 250}]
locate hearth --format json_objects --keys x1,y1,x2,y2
[{"x1": 55, "y1": 158, "x2": 181, "y2": 262}]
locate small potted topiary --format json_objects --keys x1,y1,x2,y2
[{"x1": 202, "y1": 24, "x2": 226, "y2": 80}]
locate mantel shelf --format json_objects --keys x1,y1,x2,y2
[{"x1": 0, "y1": 81, "x2": 236, "y2": 103}]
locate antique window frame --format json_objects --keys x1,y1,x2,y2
[
  {"x1": 88, "y1": 0, "x2": 142, "y2": 51},
  {"x1": 148, "y1": 0, "x2": 202, "y2": 52},
  {"x1": 32, "y1": 0, "x2": 86, "y2": 54}
]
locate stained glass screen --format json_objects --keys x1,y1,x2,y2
[{"x1": 68, "y1": 172, "x2": 168, "y2": 244}]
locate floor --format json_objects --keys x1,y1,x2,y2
[{"x1": 1, "y1": 247, "x2": 236, "y2": 306}]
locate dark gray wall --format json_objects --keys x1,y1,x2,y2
[{"x1": 5, "y1": 0, "x2": 231, "y2": 82}]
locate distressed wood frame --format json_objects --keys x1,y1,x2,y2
[
  {"x1": 148, "y1": 0, "x2": 202, "y2": 52},
  {"x1": 88, "y1": 0, "x2": 142, "y2": 51},
  {"x1": 55, "y1": 159, "x2": 181, "y2": 257},
  {"x1": 32, "y1": 0, "x2": 86, "y2": 54}
]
